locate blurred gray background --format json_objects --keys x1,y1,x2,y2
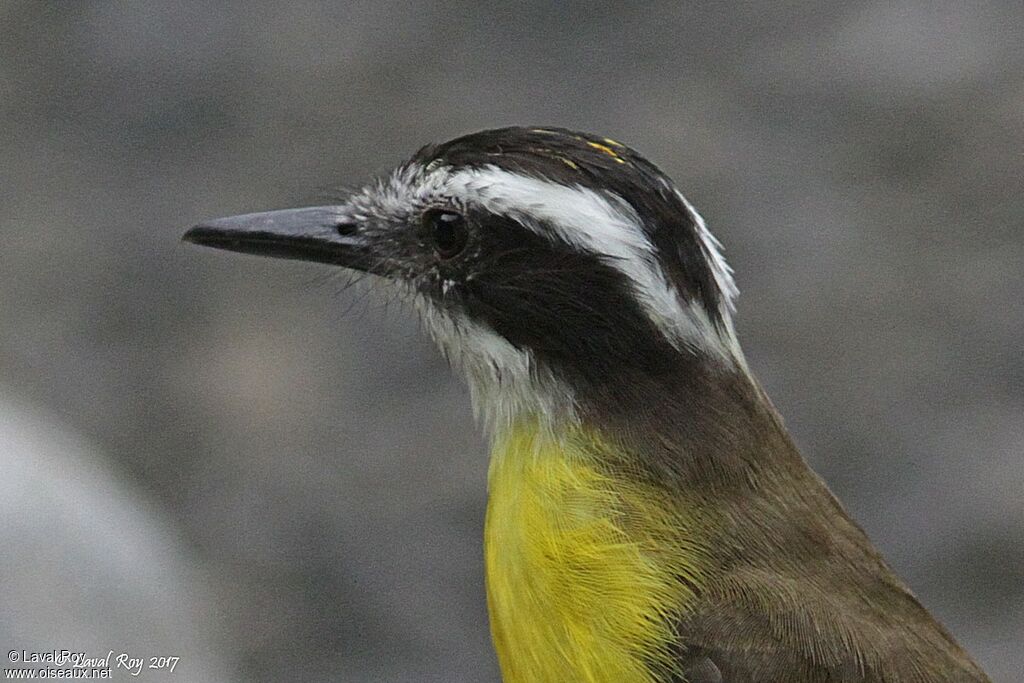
[{"x1": 1, "y1": 2, "x2": 1021, "y2": 681}]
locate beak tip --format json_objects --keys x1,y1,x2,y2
[
  {"x1": 181, "y1": 225, "x2": 202, "y2": 244},
  {"x1": 181, "y1": 224, "x2": 224, "y2": 246}
]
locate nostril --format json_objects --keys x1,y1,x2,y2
[{"x1": 335, "y1": 220, "x2": 359, "y2": 236}]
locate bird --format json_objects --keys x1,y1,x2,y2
[{"x1": 183, "y1": 127, "x2": 991, "y2": 683}]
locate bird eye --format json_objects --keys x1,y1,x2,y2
[{"x1": 423, "y1": 209, "x2": 468, "y2": 260}]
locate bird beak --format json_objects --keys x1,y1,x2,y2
[{"x1": 182, "y1": 206, "x2": 375, "y2": 271}]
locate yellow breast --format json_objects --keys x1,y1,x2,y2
[{"x1": 484, "y1": 421, "x2": 708, "y2": 683}]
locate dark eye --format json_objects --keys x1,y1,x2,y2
[{"x1": 423, "y1": 209, "x2": 469, "y2": 260}]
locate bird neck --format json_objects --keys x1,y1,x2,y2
[
  {"x1": 483, "y1": 418, "x2": 711, "y2": 683},
  {"x1": 479, "y1": 358, "x2": 801, "y2": 683},
  {"x1": 481, "y1": 362, "x2": 991, "y2": 683}
]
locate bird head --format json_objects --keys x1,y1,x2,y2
[{"x1": 184, "y1": 127, "x2": 745, "y2": 432}]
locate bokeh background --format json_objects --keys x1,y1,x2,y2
[{"x1": 1, "y1": 2, "x2": 1022, "y2": 681}]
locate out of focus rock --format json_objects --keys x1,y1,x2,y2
[{"x1": 0, "y1": 392, "x2": 233, "y2": 683}]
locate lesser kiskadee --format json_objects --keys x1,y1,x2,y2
[{"x1": 184, "y1": 127, "x2": 990, "y2": 682}]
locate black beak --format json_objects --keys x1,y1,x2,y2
[{"x1": 183, "y1": 207, "x2": 373, "y2": 271}]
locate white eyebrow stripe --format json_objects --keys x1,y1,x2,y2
[
  {"x1": 675, "y1": 189, "x2": 738, "y2": 313},
  {"x1": 442, "y1": 165, "x2": 736, "y2": 362}
]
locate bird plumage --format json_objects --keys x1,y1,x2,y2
[{"x1": 184, "y1": 126, "x2": 991, "y2": 682}]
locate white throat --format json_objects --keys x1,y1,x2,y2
[{"x1": 414, "y1": 297, "x2": 577, "y2": 437}]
